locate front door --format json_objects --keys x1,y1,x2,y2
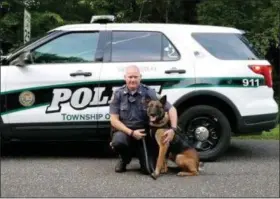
[{"x1": 3, "y1": 28, "x2": 107, "y2": 139}]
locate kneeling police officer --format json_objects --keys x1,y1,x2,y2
[{"x1": 109, "y1": 65, "x2": 178, "y2": 174}]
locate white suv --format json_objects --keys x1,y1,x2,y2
[{"x1": 0, "y1": 16, "x2": 278, "y2": 160}]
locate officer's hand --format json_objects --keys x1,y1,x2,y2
[
  {"x1": 132, "y1": 129, "x2": 146, "y2": 140},
  {"x1": 163, "y1": 129, "x2": 175, "y2": 144}
]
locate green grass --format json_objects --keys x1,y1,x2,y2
[{"x1": 233, "y1": 125, "x2": 279, "y2": 140}]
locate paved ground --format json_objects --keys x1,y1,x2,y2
[{"x1": 0, "y1": 139, "x2": 279, "y2": 198}]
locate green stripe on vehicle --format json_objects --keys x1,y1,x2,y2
[
  {"x1": 0, "y1": 77, "x2": 265, "y2": 116},
  {"x1": 0, "y1": 77, "x2": 265, "y2": 95}
]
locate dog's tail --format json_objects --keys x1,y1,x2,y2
[{"x1": 198, "y1": 162, "x2": 205, "y2": 171}]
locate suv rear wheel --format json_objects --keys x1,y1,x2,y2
[{"x1": 178, "y1": 105, "x2": 231, "y2": 161}]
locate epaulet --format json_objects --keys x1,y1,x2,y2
[
  {"x1": 117, "y1": 84, "x2": 126, "y2": 91},
  {"x1": 141, "y1": 83, "x2": 149, "y2": 90},
  {"x1": 112, "y1": 85, "x2": 125, "y2": 95},
  {"x1": 142, "y1": 84, "x2": 161, "y2": 99},
  {"x1": 117, "y1": 84, "x2": 128, "y2": 95}
]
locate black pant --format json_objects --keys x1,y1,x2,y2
[{"x1": 111, "y1": 130, "x2": 158, "y2": 174}]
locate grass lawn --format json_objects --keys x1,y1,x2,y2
[{"x1": 233, "y1": 125, "x2": 279, "y2": 140}]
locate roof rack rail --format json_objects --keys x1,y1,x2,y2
[{"x1": 90, "y1": 15, "x2": 115, "y2": 24}]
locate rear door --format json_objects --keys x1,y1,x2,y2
[
  {"x1": 3, "y1": 27, "x2": 107, "y2": 139},
  {"x1": 97, "y1": 27, "x2": 196, "y2": 129}
]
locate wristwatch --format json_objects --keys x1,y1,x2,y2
[{"x1": 170, "y1": 127, "x2": 177, "y2": 133}]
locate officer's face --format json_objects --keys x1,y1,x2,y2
[{"x1": 124, "y1": 68, "x2": 141, "y2": 90}]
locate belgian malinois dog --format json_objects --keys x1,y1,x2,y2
[{"x1": 147, "y1": 95, "x2": 203, "y2": 180}]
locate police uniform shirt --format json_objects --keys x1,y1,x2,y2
[{"x1": 109, "y1": 83, "x2": 172, "y2": 129}]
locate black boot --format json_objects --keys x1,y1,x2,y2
[
  {"x1": 115, "y1": 154, "x2": 131, "y2": 173},
  {"x1": 115, "y1": 159, "x2": 127, "y2": 173}
]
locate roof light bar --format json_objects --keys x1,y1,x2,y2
[{"x1": 90, "y1": 15, "x2": 115, "y2": 23}]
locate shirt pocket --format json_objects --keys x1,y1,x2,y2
[
  {"x1": 139, "y1": 102, "x2": 148, "y2": 119},
  {"x1": 120, "y1": 103, "x2": 128, "y2": 120}
]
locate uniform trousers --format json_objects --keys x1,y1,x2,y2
[{"x1": 111, "y1": 128, "x2": 158, "y2": 174}]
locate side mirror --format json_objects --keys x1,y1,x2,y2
[{"x1": 10, "y1": 51, "x2": 33, "y2": 67}]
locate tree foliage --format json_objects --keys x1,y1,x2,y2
[{"x1": 197, "y1": 0, "x2": 279, "y2": 57}]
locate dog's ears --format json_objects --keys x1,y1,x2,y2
[{"x1": 159, "y1": 95, "x2": 167, "y2": 105}]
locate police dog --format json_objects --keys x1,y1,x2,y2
[{"x1": 147, "y1": 95, "x2": 202, "y2": 179}]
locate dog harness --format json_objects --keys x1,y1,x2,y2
[{"x1": 169, "y1": 132, "x2": 193, "y2": 155}]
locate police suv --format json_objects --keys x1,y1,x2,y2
[{"x1": 0, "y1": 15, "x2": 278, "y2": 160}]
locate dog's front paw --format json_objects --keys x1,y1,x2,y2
[
  {"x1": 151, "y1": 172, "x2": 158, "y2": 180},
  {"x1": 177, "y1": 172, "x2": 188, "y2": 176},
  {"x1": 160, "y1": 165, "x2": 168, "y2": 174}
]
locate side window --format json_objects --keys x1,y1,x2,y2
[
  {"x1": 191, "y1": 33, "x2": 263, "y2": 60},
  {"x1": 31, "y1": 32, "x2": 99, "y2": 64},
  {"x1": 111, "y1": 31, "x2": 161, "y2": 62},
  {"x1": 111, "y1": 31, "x2": 179, "y2": 62}
]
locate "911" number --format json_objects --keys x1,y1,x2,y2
[{"x1": 242, "y1": 79, "x2": 260, "y2": 87}]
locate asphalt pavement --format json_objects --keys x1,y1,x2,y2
[{"x1": 0, "y1": 139, "x2": 279, "y2": 198}]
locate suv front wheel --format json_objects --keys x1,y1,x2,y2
[{"x1": 178, "y1": 105, "x2": 231, "y2": 161}]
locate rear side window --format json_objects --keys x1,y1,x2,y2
[
  {"x1": 111, "y1": 31, "x2": 180, "y2": 62},
  {"x1": 192, "y1": 33, "x2": 264, "y2": 60}
]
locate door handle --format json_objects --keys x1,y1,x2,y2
[
  {"x1": 70, "y1": 71, "x2": 92, "y2": 77},
  {"x1": 165, "y1": 69, "x2": 186, "y2": 74}
]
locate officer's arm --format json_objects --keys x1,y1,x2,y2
[
  {"x1": 167, "y1": 106, "x2": 178, "y2": 130},
  {"x1": 109, "y1": 91, "x2": 133, "y2": 135},
  {"x1": 147, "y1": 89, "x2": 178, "y2": 129}
]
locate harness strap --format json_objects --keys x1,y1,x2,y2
[{"x1": 173, "y1": 126, "x2": 193, "y2": 147}]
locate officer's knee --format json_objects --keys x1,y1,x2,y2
[{"x1": 111, "y1": 131, "x2": 130, "y2": 150}]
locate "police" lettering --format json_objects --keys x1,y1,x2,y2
[{"x1": 46, "y1": 85, "x2": 161, "y2": 113}]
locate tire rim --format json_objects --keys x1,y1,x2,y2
[{"x1": 184, "y1": 115, "x2": 220, "y2": 152}]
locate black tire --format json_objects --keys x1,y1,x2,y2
[{"x1": 178, "y1": 105, "x2": 231, "y2": 161}]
